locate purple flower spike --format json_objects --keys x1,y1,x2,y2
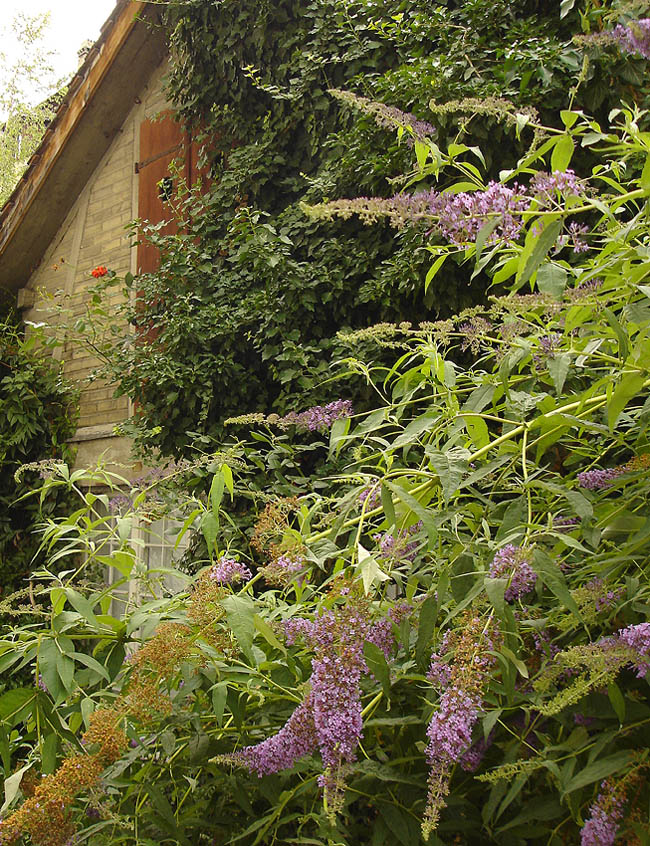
[
  {"x1": 612, "y1": 19, "x2": 650, "y2": 59},
  {"x1": 577, "y1": 467, "x2": 624, "y2": 490},
  {"x1": 489, "y1": 545, "x2": 537, "y2": 601},
  {"x1": 581, "y1": 780, "x2": 626, "y2": 846},
  {"x1": 209, "y1": 556, "x2": 252, "y2": 585},
  {"x1": 616, "y1": 622, "x2": 650, "y2": 677}
]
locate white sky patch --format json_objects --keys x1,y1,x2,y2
[{"x1": 1, "y1": 0, "x2": 117, "y2": 96}]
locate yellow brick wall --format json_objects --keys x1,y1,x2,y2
[{"x1": 20, "y1": 60, "x2": 171, "y2": 468}]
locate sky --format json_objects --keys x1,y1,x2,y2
[{"x1": 1, "y1": 0, "x2": 117, "y2": 91}]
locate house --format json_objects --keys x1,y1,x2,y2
[{"x1": 0, "y1": 0, "x2": 202, "y2": 476}]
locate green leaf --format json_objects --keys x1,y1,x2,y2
[
  {"x1": 548, "y1": 353, "x2": 571, "y2": 396},
  {"x1": 379, "y1": 804, "x2": 421, "y2": 846},
  {"x1": 641, "y1": 152, "x2": 650, "y2": 191},
  {"x1": 253, "y1": 614, "x2": 285, "y2": 653},
  {"x1": 495, "y1": 498, "x2": 528, "y2": 544},
  {"x1": 563, "y1": 750, "x2": 633, "y2": 795},
  {"x1": 415, "y1": 594, "x2": 438, "y2": 668},
  {"x1": 211, "y1": 682, "x2": 228, "y2": 726},
  {"x1": 210, "y1": 471, "x2": 225, "y2": 516},
  {"x1": 363, "y1": 641, "x2": 391, "y2": 699},
  {"x1": 201, "y1": 511, "x2": 219, "y2": 556},
  {"x1": 484, "y1": 577, "x2": 507, "y2": 619},
  {"x1": 426, "y1": 447, "x2": 470, "y2": 503},
  {"x1": 560, "y1": 110, "x2": 579, "y2": 129},
  {"x1": 358, "y1": 543, "x2": 390, "y2": 595},
  {"x1": 380, "y1": 483, "x2": 396, "y2": 528},
  {"x1": 1, "y1": 762, "x2": 32, "y2": 815},
  {"x1": 537, "y1": 264, "x2": 567, "y2": 298},
  {"x1": 222, "y1": 463, "x2": 234, "y2": 499},
  {"x1": 531, "y1": 550, "x2": 582, "y2": 621},
  {"x1": 50, "y1": 587, "x2": 66, "y2": 615},
  {"x1": 500, "y1": 645, "x2": 529, "y2": 679},
  {"x1": 64, "y1": 588, "x2": 101, "y2": 630},
  {"x1": 221, "y1": 595, "x2": 256, "y2": 664},
  {"x1": 607, "y1": 682, "x2": 625, "y2": 723},
  {"x1": 560, "y1": 0, "x2": 576, "y2": 17},
  {"x1": 72, "y1": 652, "x2": 111, "y2": 682},
  {"x1": 608, "y1": 371, "x2": 646, "y2": 430},
  {"x1": 41, "y1": 732, "x2": 58, "y2": 775},
  {"x1": 517, "y1": 217, "x2": 563, "y2": 286},
  {"x1": 385, "y1": 482, "x2": 437, "y2": 543},
  {"x1": 463, "y1": 413, "x2": 490, "y2": 449},
  {"x1": 425, "y1": 253, "x2": 448, "y2": 292},
  {"x1": 0, "y1": 689, "x2": 36, "y2": 727},
  {"x1": 551, "y1": 135, "x2": 575, "y2": 172}
]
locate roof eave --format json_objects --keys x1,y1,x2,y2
[{"x1": 0, "y1": 0, "x2": 168, "y2": 292}]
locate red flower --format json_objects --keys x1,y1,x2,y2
[{"x1": 91, "y1": 266, "x2": 108, "y2": 278}]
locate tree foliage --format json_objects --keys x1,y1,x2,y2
[{"x1": 0, "y1": 13, "x2": 65, "y2": 207}]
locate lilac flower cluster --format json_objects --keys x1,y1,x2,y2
[
  {"x1": 359, "y1": 485, "x2": 381, "y2": 511},
  {"x1": 208, "y1": 556, "x2": 252, "y2": 585},
  {"x1": 374, "y1": 521, "x2": 422, "y2": 564},
  {"x1": 260, "y1": 554, "x2": 305, "y2": 587},
  {"x1": 581, "y1": 780, "x2": 626, "y2": 846},
  {"x1": 566, "y1": 278, "x2": 603, "y2": 300},
  {"x1": 232, "y1": 694, "x2": 317, "y2": 776},
  {"x1": 426, "y1": 689, "x2": 481, "y2": 763},
  {"x1": 228, "y1": 602, "x2": 396, "y2": 816},
  {"x1": 460, "y1": 732, "x2": 494, "y2": 773},
  {"x1": 617, "y1": 622, "x2": 650, "y2": 677},
  {"x1": 459, "y1": 317, "x2": 492, "y2": 354},
  {"x1": 612, "y1": 19, "x2": 650, "y2": 59},
  {"x1": 278, "y1": 400, "x2": 354, "y2": 432},
  {"x1": 429, "y1": 182, "x2": 530, "y2": 245},
  {"x1": 588, "y1": 579, "x2": 624, "y2": 612},
  {"x1": 553, "y1": 515, "x2": 580, "y2": 529},
  {"x1": 577, "y1": 467, "x2": 624, "y2": 490},
  {"x1": 309, "y1": 170, "x2": 586, "y2": 248},
  {"x1": 423, "y1": 616, "x2": 499, "y2": 838},
  {"x1": 529, "y1": 169, "x2": 584, "y2": 204},
  {"x1": 489, "y1": 545, "x2": 537, "y2": 601}
]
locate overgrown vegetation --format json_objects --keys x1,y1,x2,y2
[
  {"x1": 0, "y1": 319, "x2": 77, "y2": 632},
  {"x1": 86, "y1": 0, "x2": 650, "y2": 457},
  {"x1": 2, "y1": 1, "x2": 650, "y2": 845}
]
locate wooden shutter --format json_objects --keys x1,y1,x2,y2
[
  {"x1": 136, "y1": 112, "x2": 215, "y2": 274},
  {"x1": 136, "y1": 110, "x2": 189, "y2": 274}
]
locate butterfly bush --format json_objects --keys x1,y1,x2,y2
[
  {"x1": 423, "y1": 615, "x2": 500, "y2": 839},
  {"x1": 5, "y1": 91, "x2": 650, "y2": 846},
  {"x1": 305, "y1": 170, "x2": 586, "y2": 246},
  {"x1": 224, "y1": 596, "x2": 396, "y2": 815}
]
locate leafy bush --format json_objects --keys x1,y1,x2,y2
[
  {"x1": 0, "y1": 320, "x2": 77, "y2": 610},
  {"x1": 2, "y1": 86, "x2": 650, "y2": 844}
]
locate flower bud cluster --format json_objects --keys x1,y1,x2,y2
[
  {"x1": 612, "y1": 19, "x2": 650, "y2": 59},
  {"x1": 277, "y1": 399, "x2": 354, "y2": 432},
  {"x1": 423, "y1": 614, "x2": 500, "y2": 839},
  {"x1": 489, "y1": 545, "x2": 537, "y2": 601},
  {"x1": 208, "y1": 556, "x2": 252, "y2": 585},
  {"x1": 578, "y1": 453, "x2": 650, "y2": 490},
  {"x1": 374, "y1": 521, "x2": 423, "y2": 564},
  {"x1": 0, "y1": 710, "x2": 127, "y2": 846}
]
